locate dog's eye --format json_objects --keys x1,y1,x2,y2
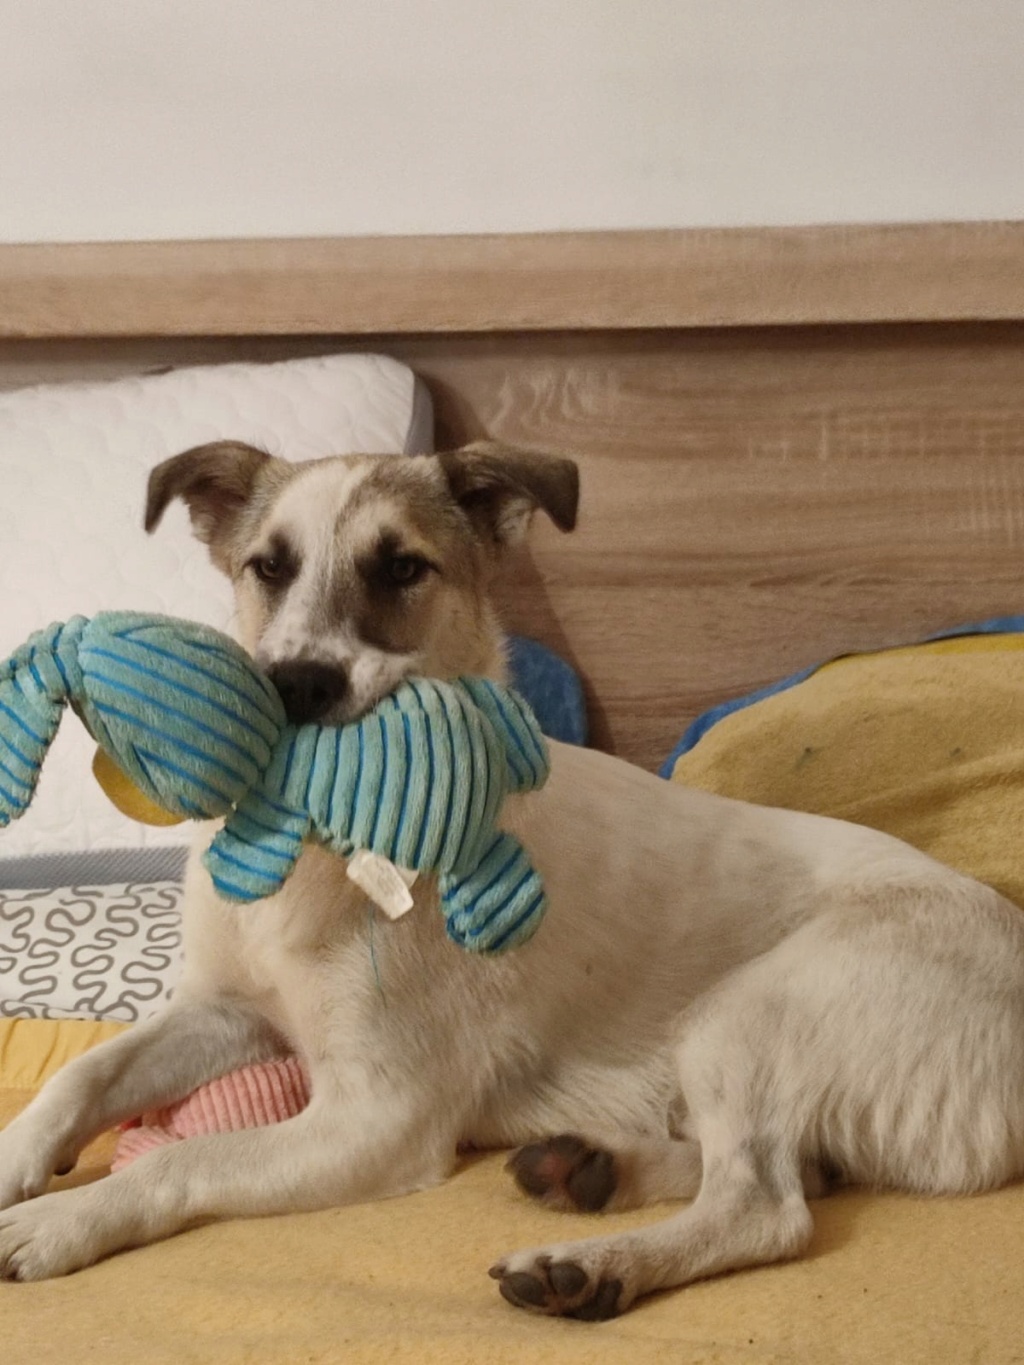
[
  {"x1": 386, "y1": 555, "x2": 428, "y2": 586},
  {"x1": 246, "y1": 536, "x2": 298, "y2": 588},
  {"x1": 250, "y1": 555, "x2": 284, "y2": 584}
]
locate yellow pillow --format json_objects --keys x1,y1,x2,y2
[{"x1": 670, "y1": 635, "x2": 1024, "y2": 908}]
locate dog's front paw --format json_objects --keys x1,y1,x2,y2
[
  {"x1": 0, "y1": 1187, "x2": 104, "y2": 1281},
  {"x1": 0, "y1": 1117, "x2": 64, "y2": 1211},
  {"x1": 489, "y1": 1241, "x2": 636, "y2": 1320}
]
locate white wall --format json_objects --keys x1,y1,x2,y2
[{"x1": 1, "y1": 0, "x2": 1022, "y2": 243}]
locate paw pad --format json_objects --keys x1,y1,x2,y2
[
  {"x1": 490, "y1": 1255, "x2": 624, "y2": 1320},
  {"x1": 506, "y1": 1134, "x2": 617, "y2": 1212}
]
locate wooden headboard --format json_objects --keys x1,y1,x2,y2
[{"x1": 3, "y1": 223, "x2": 1024, "y2": 771}]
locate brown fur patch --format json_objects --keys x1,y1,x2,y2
[
  {"x1": 146, "y1": 442, "x2": 299, "y2": 574},
  {"x1": 438, "y1": 442, "x2": 579, "y2": 544}
]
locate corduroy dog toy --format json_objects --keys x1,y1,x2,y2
[
  {"x1": 0, "y1": 611, "x2": 550, "y2": 953},
  {"x1": 112, "y1": 1057, "x2": 311, "y2": 1171}
]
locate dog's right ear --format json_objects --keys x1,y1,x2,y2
[{"x1": 145, "y1": 442, "x2": 271, "y2": 568}]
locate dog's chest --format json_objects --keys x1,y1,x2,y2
[{"x1": 182, "y1": 848, "x2": 373, "y2": 1030}]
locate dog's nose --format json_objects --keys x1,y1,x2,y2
[{"x1": 266, "y1": 662, "x2": 349, "y2": 724}]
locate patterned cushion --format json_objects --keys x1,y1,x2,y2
[{"x1": 0, "y1": 880, "x2": 183, "y2": 1021}]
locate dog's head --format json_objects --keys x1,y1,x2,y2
[{"x1": 145, "y1": 440, "x2": 578, "y2": 724}]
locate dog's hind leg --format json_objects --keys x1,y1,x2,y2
[
  {"x1": 494, "y1": 882, "x2": 1024, "y2": 1317},
  {"x1": 507, "y1": 1134, "x2": 703, "y2": 1212},
  {"x1": 492, "y1": 1129, "x2": 812, "y2": 1319},
  {"x1": 506, "y1": 1130, "x2": 836, "y2": 1215},
  {"x1": 493, "y1": 967, "x2": 820, "y2": 1318}
]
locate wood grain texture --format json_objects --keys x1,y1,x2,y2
[
  {"x1": 386, "y1": 324, "x2": 1024, "y2": 769},
  {"x1": 2, "y1": 222, "x2": 1024, "y2": 338},
  {"x1": 3, "y1": 322, "x2": 1024, "y2": 771}
]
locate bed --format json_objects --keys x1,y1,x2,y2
[{"x1": 1, "y1": 221, "x2": 1023, "y2": 1363}]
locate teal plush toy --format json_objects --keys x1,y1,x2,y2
[{"x1": 0, "y1": 612, "x2": 550, "y2": 953}]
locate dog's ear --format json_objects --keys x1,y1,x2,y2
[
  {"x1": 145, "y1": 441, "x2": 271, "y2": 569},
  {"x1": 438, "y1": 441, "x2": 579, "y2": 548}
]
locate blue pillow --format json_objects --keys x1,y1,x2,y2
[{"x1": 506, "y1": 637, "x2": 588, "y2": 746}]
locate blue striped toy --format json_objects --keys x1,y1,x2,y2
[{"x1": 0, "y1": 612, "x2": 550, "y2": 953}]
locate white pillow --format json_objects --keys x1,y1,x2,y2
[{"x1": 0, "y1": 353, "x2": 433, "y2": 873}]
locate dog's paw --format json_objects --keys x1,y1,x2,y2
[
  {"x1": 0, "y1": 1118, "x2": 62, "y2": 1212},
  {"x1": 489, "y1": 1242, "x2": 635, "y2": 1320},
  {"x1": 0, "y1": 1188, "x2": 102, "y2": 1281},
  {"x1": 506, "y1": 1134, "x2": 618, "y2": 1212}
]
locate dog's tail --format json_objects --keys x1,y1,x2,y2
[{"x1": 0, "y1": 617, "x2": 86, "y2": 827}]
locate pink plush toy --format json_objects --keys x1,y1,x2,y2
[{"x1": 113, "y1": 1057, "x2": 310, "y2": 1171}]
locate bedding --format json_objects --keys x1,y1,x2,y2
[
  {"x1": 0, "y1": 879, "x2": 182, "y2": 1021},
  {"x1": 667, "y1": 625, "x2": 1024, "y2": 909}
]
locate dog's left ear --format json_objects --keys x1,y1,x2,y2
[{"x1": 438, "y1": 441, "x2": 579, "y2": 548}]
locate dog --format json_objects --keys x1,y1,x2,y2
[{"x1": 0, "y1": 438, "x2": 1022, "y2": 1320}]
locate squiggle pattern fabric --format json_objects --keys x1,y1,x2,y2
[{"x1": 0, "y1": 881, "x2": 182, "y2": 1021}]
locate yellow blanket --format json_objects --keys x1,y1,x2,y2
[
  {"x1": 671, "y1": 633, "x2": 1024, "y2": 907},
  {"x1": 4, "y1": 636, "x2": 1024, "y2": 1363}
]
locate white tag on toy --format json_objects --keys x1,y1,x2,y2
[{"x1": 346, "y1": 851, "x2": 418, "y2": 919}]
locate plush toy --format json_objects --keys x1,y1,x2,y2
[
  {"x1": 112, "y1": 1057, "x2": 311, "y2": 1172},
  {"x1": 0, "y1": 612, "x2": 550, "y2": 953}
]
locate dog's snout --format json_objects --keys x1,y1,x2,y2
[{"x1": 267, "y1": 662, "x2": 349, "y2": 724}]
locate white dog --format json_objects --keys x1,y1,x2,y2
[{"x1": 0, "y1": 440, "x2": 1021, "y2": 1320}]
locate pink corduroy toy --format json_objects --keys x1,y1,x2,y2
[{"x1": 112, "y1": 1057, "x2": 310, "y2": 1171}]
